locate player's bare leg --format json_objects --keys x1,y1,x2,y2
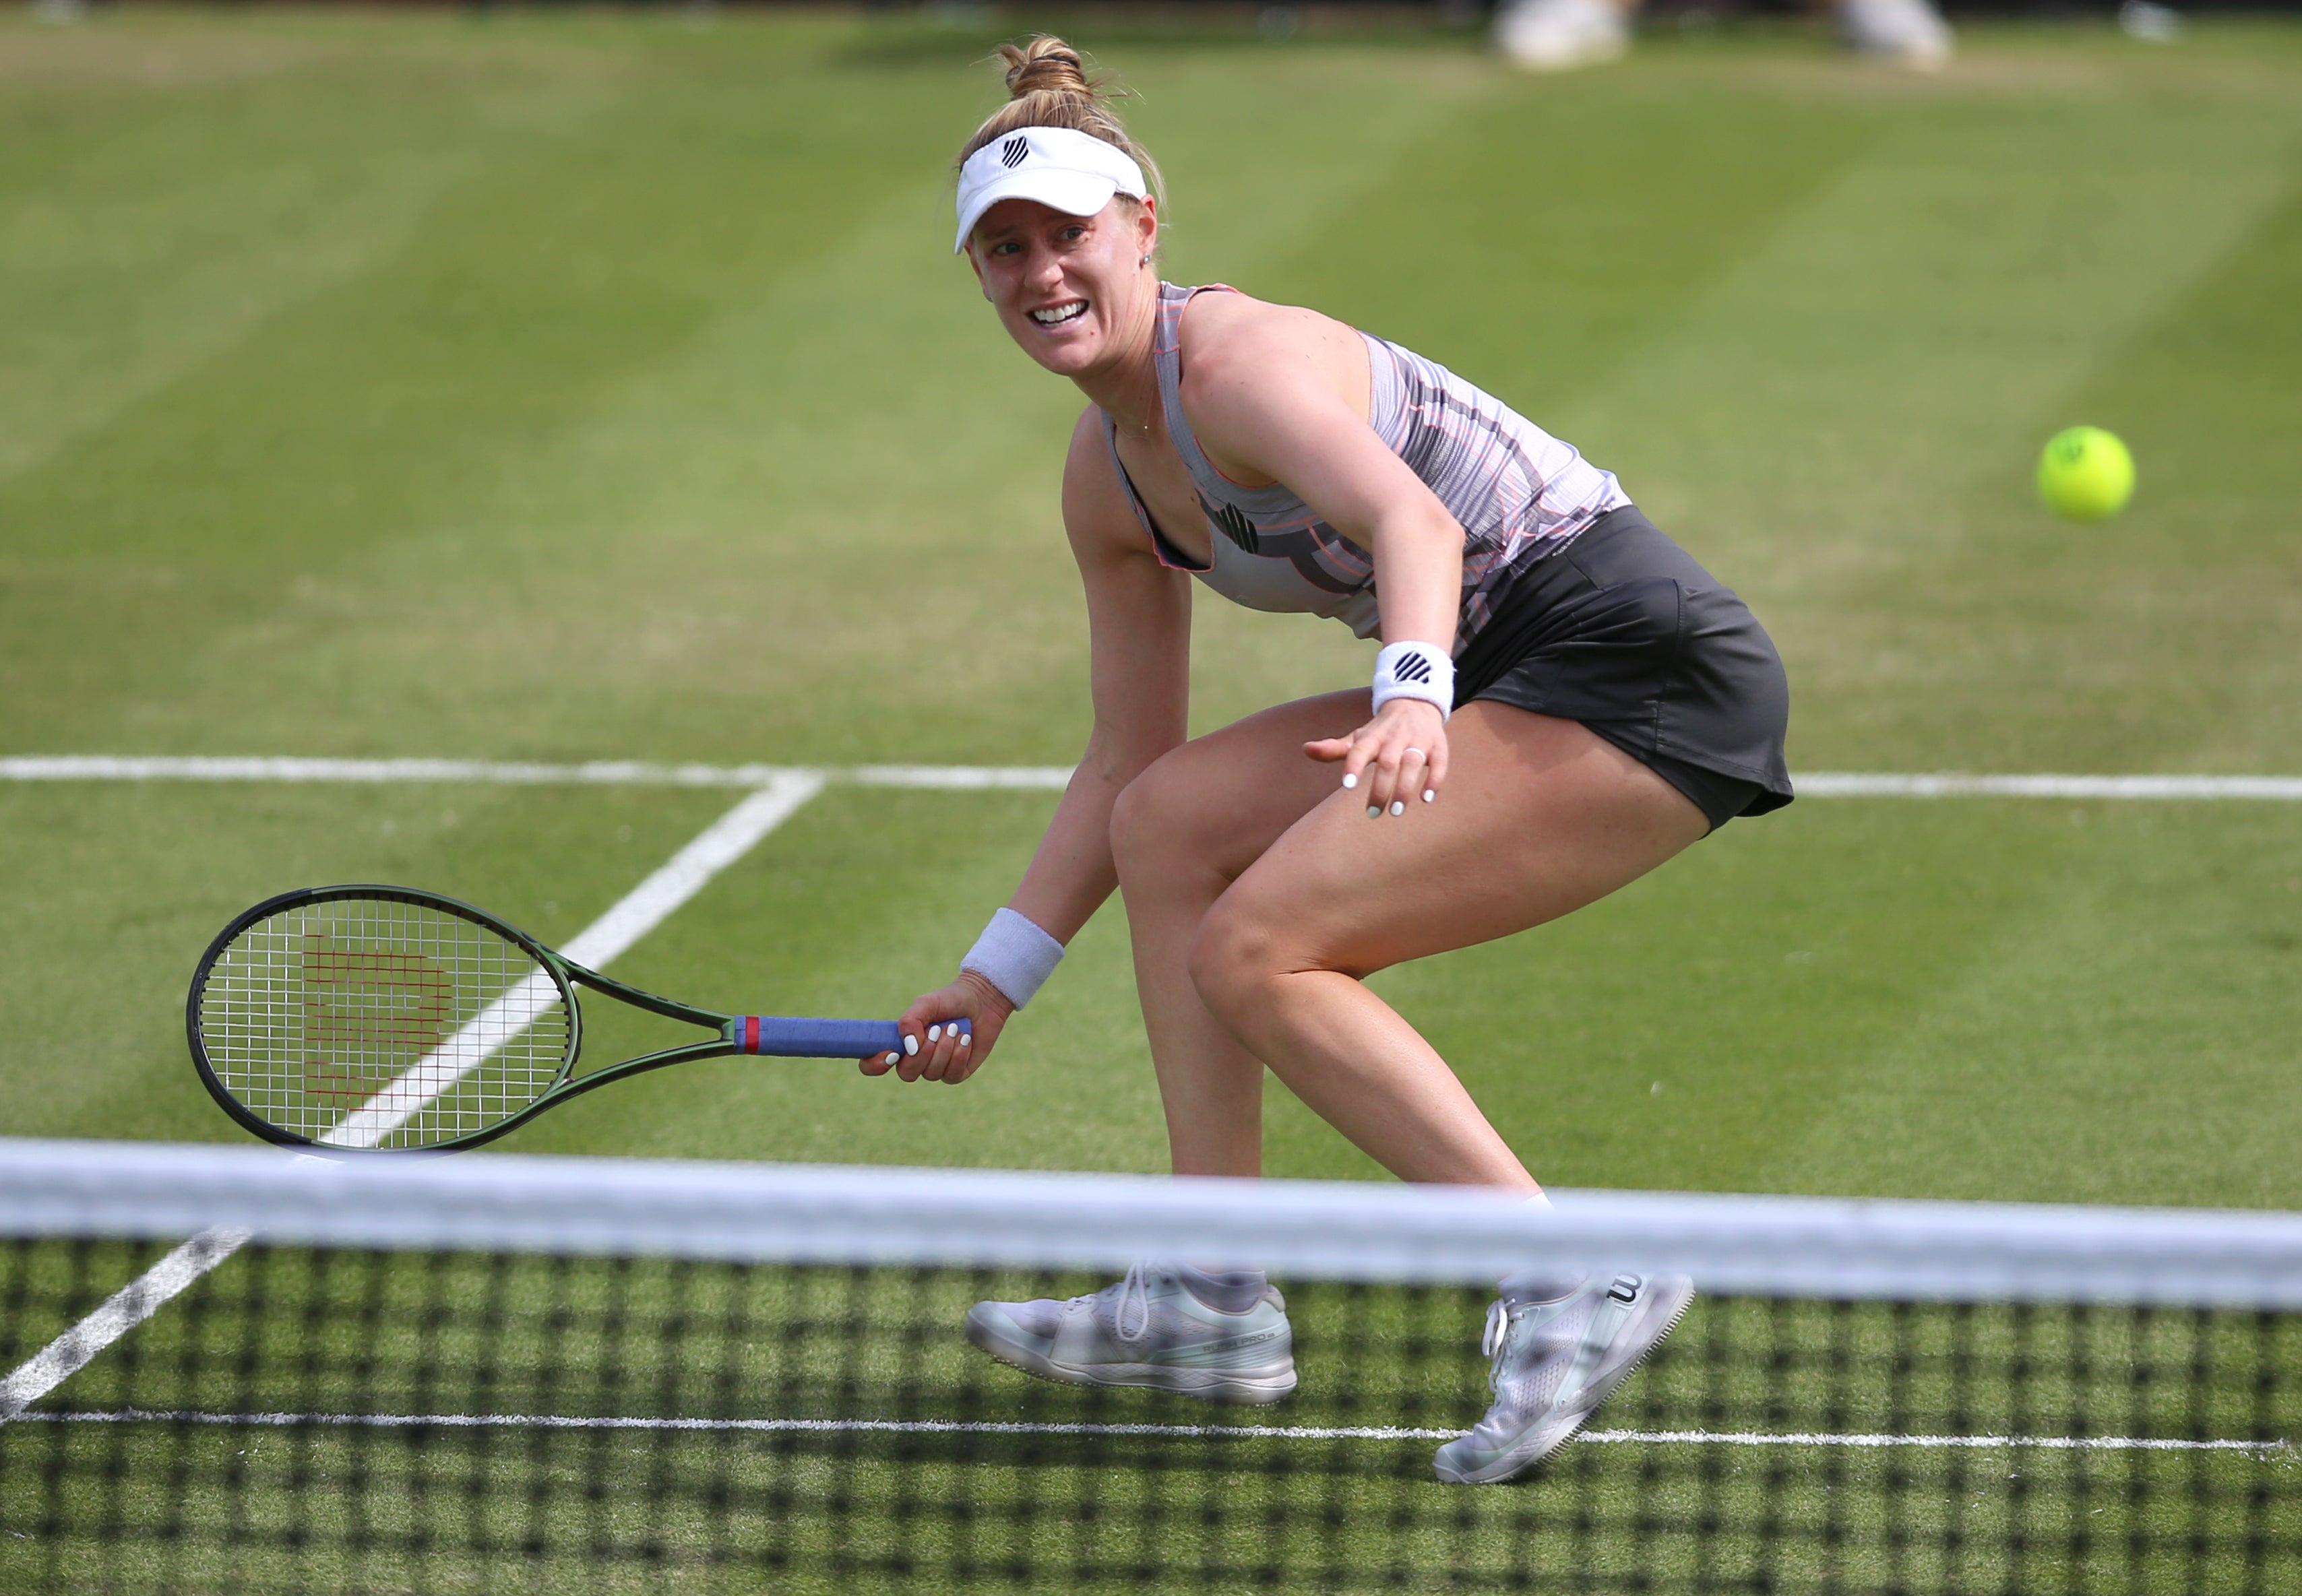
[
  {"x1": 1121, "y1": 700, "x2": 1704, "y2": 1187},
  {"x1": 1111, "y1": 696, "x2": 1707, "y2": 1186},
  {"x1": 1109, "y1": 691, "x2": 1372, "y2": 1178}
]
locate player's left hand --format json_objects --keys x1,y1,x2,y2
[{"x1": 1303, "y1": 697, "x2": 1449, "y2": 817}]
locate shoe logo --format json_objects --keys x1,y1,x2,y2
[
  {"x1": 999, "y1": 135, "x2": 1030, "y2": 168},
  {"x1": 1607, "y1": 1274, "x2": 1642, "y2": 1304},
  {"x1": 1181, "y1": 1327, "x2": 1286, "y2": 1356},
  {"x1": 1392, "y1": 650, "x2": 1433, "y2": 686}
]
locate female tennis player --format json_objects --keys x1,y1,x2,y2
[{"x1": 867, "y1": 38, "x2": 1793, "y2": 1484}]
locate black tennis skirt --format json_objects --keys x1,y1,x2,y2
[{"x1": 1454, "y1": 505, "x2": 1793, "y2": 830}]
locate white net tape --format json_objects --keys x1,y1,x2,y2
[{"x1": 5, "y1": 1139, "x2": 2300, "y2": 1308}]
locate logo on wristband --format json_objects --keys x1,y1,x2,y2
[{"x1": 1373, "y1": 641, "x2": 1452, "y2": 721}]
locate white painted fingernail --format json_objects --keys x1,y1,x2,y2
[
  {"x1": 1367, "y1": 806, "x2": 1380, "y2": 819},
  {"x1": 1390, "y1": 800, "x2": 1404, "y2": 817},
  {"x1": 884, "y1": 1052, "x2": 901, "y2": 1066},
  {"x1": 960, "y1": 1031, "x2": 972, "y2": 1046},
  {"x1": 903, "y1": 1034, "x2": 919, "y2": 1056},
  {"x1": 1341, "y1": 773, "x2": 1357, "y2": 790},
  {"x1": 1423, "y1": 789, "x2": 1436, "y2": 803},
  {"x1": 928, "y1": 1024, "x2": 942, "y2": 1042}
]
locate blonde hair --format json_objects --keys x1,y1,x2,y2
[{"x1": 956, "y1": 37, "x2": 1165, "y2": 220}]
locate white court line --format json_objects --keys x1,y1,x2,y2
[
  {"x1": 14, "y1": 1409, "x2": 2287, "y2": 1455},
  {"x1": 1795, "y1": 772, "x2": 2302, "y2": 801},
  {"x1": 0, "y1": 774, "x2": 826, "y2": 1424},
  {"x1": 322, "y1": 772, "x2": 824, "y2": 1149},
  {"x1": 3, "y1": 755, "x2": 2301, "y2": 800},
  {"x1": 0, "y1": 755, "x2": 1075, "y2": 790},
  {"x1": 0, "y1": 1233, "x2": 250, "y2": 1424}
]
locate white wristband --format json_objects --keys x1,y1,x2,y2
[
  {"x1": 960, "y1": 907, "x2": 1065, "y2": 1010},
  {"x1": 1371, "y1": 641, "x2": 1454, "y2": 720}
]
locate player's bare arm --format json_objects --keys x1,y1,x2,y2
[
  {"x1": 872, "y1": 408, "x2": 1189, "y2": 1084},
  {"x1": 1173, "y1": 290, "x2": 1463, "y2": 813}
]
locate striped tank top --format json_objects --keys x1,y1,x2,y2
[{"x1": 1102, "y1": 283, "x2": 1632, "y2": 649}]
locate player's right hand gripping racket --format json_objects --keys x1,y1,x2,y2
[{"x1": 187, "y1": 885, "x2": 962, "y2": 1153}]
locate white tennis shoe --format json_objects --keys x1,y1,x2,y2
[
  {"x1": 964, "y1": 1262, "x2": 1298, "y2": 1406},
  {"x1": 1433, "y1": 1271, "x2": 1693, "y2": 1485}
]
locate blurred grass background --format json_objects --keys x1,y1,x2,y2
[{"x1": 1, "y1": 6, "x2": 2297, "y2": 1205}]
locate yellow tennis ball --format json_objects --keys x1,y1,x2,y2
[{"x1": 2036, "y1": 426, "x2": 2136, "y2": 521}]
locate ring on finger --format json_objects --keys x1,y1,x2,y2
[{"x1": 1404, "y1": 748, "x2": 1425, "y2": 761}]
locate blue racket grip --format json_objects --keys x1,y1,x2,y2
[{"x1": 726, "y1": 1015, "x2": 970, "y2": 1059}]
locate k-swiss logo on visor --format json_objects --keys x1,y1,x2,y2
[
  {"x1": 1392, "y1": 651, "x2": 1434, "y2": 686},
  {"x1": 999, "y1": 135, "x2": 1030, "y2": 169}
]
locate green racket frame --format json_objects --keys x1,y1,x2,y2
[{"x1": 187, "y1": 884, "x2": 952, "y2": 1153}]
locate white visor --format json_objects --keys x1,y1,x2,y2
[{"x1": 954, "y1": 125, "x2": 1149, "y2": 254}]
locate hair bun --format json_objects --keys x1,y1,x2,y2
[{"x1": 1001, "y1": 37, "x2": 1092, "y2": 100}]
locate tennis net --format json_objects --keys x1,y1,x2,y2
[{"x1": 1, "y1": 1138, "x2": 2296, "y2": 1593}]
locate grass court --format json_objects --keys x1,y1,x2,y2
[{"x1": 1, "y1": 5, "x2": 2300, "y2": 1589}]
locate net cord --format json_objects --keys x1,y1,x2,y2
[{"x1": 4, "y1": 1137, "x2": 2299, "y2": 1307}]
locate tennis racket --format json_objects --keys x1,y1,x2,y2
[{"x1": 187, "y1": 884, "x2": 964, "y2": 1153}]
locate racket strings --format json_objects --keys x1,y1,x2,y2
[{"x1": 197, "y1": 896, "x2": 572, "y2": 1149}]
